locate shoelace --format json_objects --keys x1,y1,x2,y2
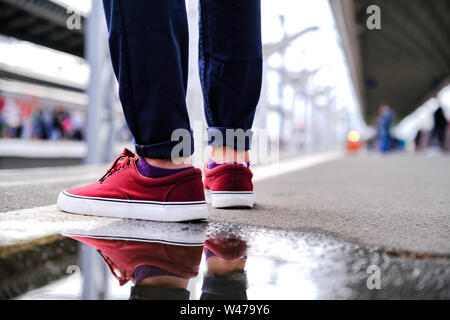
[
  {"x1": 97, "y1": 250, "x2": 129, "y2": 286},
  {"x1": 99, "y1": 149, "x2": 135, "y2": 183}
]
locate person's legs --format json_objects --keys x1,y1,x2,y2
[
  {"x1": 198, "y1": 0, "x2": 262, "y2": 160},
  {"x1": 199, "y1": 0, "x2": 262, "y2": 208},
  {"x1": 57, "y1": 0, "x2": 207, "y2": 221},
  {"x1": 201, "y1": 238, "x2": 248, "y2": 300},
  {"x1": 103, "y1": 0, "x2": 192, "y2": 161}
]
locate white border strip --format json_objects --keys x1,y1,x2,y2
[{"x1": 252, "y1": 151, "x2": 343, "y2": 182}]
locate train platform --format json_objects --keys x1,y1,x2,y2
[{"x1": 1, "y1": 151, "x2": 449, "y2": 299}]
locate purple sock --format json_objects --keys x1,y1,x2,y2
[
  {"x1": 207, "y1": 157, "x2": 250, "y2": 170},
  {"x1": 136, "y1": 157, "x2": 193, "y2": 178},
  {"x1": 133, "y1": 265, "x2": 184, "y2": 284},
  {"x1": 205, "y1": 247, "x2": 218, "y2": 260}
]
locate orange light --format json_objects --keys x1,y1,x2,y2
[{"x1": 348, "y1": 130, "x2": 360, "y2": 143}]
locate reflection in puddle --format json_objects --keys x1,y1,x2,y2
[
  {"x1": 63, "y1": 220, "x2": 250, "y2": 300},
  {"x1": 9, "y1": 219, "x2": 450, "y2": 299}
]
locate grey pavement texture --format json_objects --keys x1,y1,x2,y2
[
  {"x1": 0, "y1": 165, "x2": 106, "y2": 212},
  {"x1": 1, "y1": 153, "x2": 450, "y2": 299},
  {"x1": 209, "y1": 153, "x2": 450, "y2": 255},
  {"x1": 1, "y1": 153, "x2": 449, "y2": 255}
]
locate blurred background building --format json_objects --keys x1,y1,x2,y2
[{"x1": 0, "y1": 0, "x2": 449, "y2": 168}]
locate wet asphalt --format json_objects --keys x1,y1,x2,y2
[
  {"x1": 204, "y1": 222, "x2": 450, "y2": 299},
  {"x1": 1, "y1": 153, "x2": 450, "y2": 299},
  {"x1": 209, "y1": 153, "x2": 450, "y2": 255}
]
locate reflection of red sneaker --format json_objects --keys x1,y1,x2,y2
[
  {"x1": 205, "y1": 236, "x2": 248, "y2": 260},
  {"x1": 57, "y1": 149, "x2": 208, "y2": 221},
  {"x1": 204, "y1": 164, "x2": 254, "y2": 208},
  {"x1": 69, "y1": 236, "x2": 203, "y2": 286}
]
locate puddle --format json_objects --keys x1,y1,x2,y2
[{"x1": 3, "y1": 219, "x2": 450, "y2": 300}]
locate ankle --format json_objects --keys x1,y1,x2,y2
[
  {"x1": 210, "y1": 147, "x2": 249, "y2": 163},
  {"x1": 206, "y1": 257, "x2": 247, "y2": 276}
]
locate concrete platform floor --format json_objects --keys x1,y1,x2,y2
[
  {"x1": 1, "y1": 152, "x2": 449, "y2": 255},
  {"x1": 1, "y1": 152, "x2": 450, "y2": 299}
]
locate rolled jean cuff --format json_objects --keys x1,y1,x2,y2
[
  {"x1": 201, "y1": 271, "x2": 248, "y2": 296},
  {"x1": 135, "y1": 129, "x2": 194, "y2": 159},
  {"x1": 130, "y1": 286, "x2": 190, "y2": 300},
  {"x1": 207, "y1": 127, "x2": 253, "y2": 151}
]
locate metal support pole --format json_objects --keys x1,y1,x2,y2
[
  {"x1": 81, "y1": 0, "x2": 115, "y2": 299},
  {"x1": 85, "y1": 0, "x2": 116, "y2": 165},
  {"x1": 79, "y1": 243, "x2": 109, "y2": 300}
]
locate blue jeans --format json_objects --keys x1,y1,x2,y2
[{"x1": 102, "y1": 0, "x2": 262, "y2": 159}]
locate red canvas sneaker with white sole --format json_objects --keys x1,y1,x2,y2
[
  {"x1": 68, "y1": 236, "x2": 204, "y2": 286},
  {"x1": 57, "y1": 148, "x2": 208, "y2": 221},
  {"x1": 203, "y1": 164, "x2": 254, "y2": 208}
]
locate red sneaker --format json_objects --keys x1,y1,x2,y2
[
  {"x1": 203, "y1": 164, "x2": 254, "y2": 208},
  {"x1": 205, "y1": 236, "x2": 248, "y2": 260},
  {"x1": 57, "y1": 149, "x2": 208, "y2": 221},
  {"x1": 68, "y1": 236, "x2": 204, "y2": 286}
]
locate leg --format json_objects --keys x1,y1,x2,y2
[
  {"x1": 198, "y1": 0, "x2": 263, "y2": 155},
  {"x1": 103, "y1": 0, "x2": 192, "y2": 159},
  {"x1": 201, "y1": 238, "x2": 248, "y2": 300},
  {"x1": 200, "y1": 0, "x2": 262, "y2": 208},
  {"x1": 58, "y1": 1, "x2": 207, "y2": 221}
]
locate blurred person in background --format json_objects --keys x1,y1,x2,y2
[
  {"x1": 41, "y1": 108, "x2": 53, "y2": 140},
  {"x1": 61, "y1": 113, "x2": 74, "y2": 139},
  {"x1": 377, "y1": 103, "x2": 394, "y2": 153},
  {"x1": 446, "y1": 119, "x2": 450, "y2": 151},
  {"x1": 414, "y1": 129, "x2": 423, "y2": 151},
  {"x1": 71, "y1": 108, "x2": 85, "y2": 141},
  {"x1": 19, "y1": 102, "x2": 33, "y2": 140},
  {"x1": 0, "y1": 92, "x2": 5, "y2": 137},
  {"x1": 3, "y1": 95, "x2": 22, "y2": 138},
  {"x1": 30, "y1": 105, "x2": 43, "y2": 139},
  {"x1": 429, "y1": 106, "x2": 448, "y2": 151},
  {"x1": 51, "y1": 105, "x2": 66, "y2": 140}
]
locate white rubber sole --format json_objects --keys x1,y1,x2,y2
[
  {"x1": 57, "y1": 191, "x2": 208, "y2": 222},
  {"x1": 204, "y1": 189, "x2": 254, "y2": 208},
  {"x1": 62, "y1": 219, "x2": 207, "y2": 246}
]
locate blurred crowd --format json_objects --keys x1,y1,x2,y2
[
  {"x1": 0, "y1": 92, "x2": 84, "y2": 141},
  {"x1": 367, "y1": 103, "x2": 450, "y2": 153}
]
